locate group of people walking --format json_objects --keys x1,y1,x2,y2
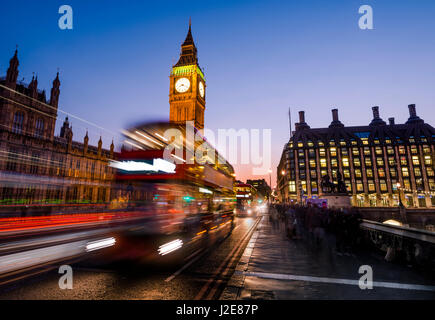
[{"x1": 270, "y1": 203, "x2": 363, "y2": 254}]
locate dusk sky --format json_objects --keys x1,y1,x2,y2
[{"x1": 1, "y1": 0, "x2": 434, "y2": 186}]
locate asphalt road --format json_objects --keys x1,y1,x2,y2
[{"x1": 0, "y1": 216, "x2": 260, "y2": 300}]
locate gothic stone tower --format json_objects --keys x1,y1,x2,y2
[{"x1": 169, "y1": 21, "x2": 206, "y2": 130}]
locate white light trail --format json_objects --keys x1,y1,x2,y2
[
  {"x1": 85, "y1": 237, "x2": 116, "y2": 252},
  {"x1": 158, "y1": 239, "x2": 183, "y2": 256}
]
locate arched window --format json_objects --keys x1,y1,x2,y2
[
  {"x1": 35, "y1": 118, "x2": 44, "y2": 137},
  {"x1": 12, "y1": 112, "x2": 24, "y2": 134}
]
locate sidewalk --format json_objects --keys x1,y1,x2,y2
[{"x1": 221, "y1": 214, "x2": 435, "y2": 300}]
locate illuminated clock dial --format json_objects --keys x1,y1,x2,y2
[
  {"x1": 199, "y1": 81, "x2": 205, "y2": 98},
  {"x1": 175, "y1": 78, "x2": 190, "y2": 93}
]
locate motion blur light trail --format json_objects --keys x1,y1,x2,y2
[
  {"x1": 0, "y1": 211, "x2": 151, "y2": 235},
  {"x1": 158, "y1": 239, "x2": 183, "y2": 256}
]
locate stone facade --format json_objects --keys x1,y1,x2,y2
[
  {"x1": 0, "y1": 49, "x2": 116, "y2": 206},
  {"x1": 277, "y1": 106, "x2": 435, "y2": 208}
]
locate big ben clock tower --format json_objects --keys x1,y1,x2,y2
[{"x1": 169, "y1": 20, "x2": 206, "y2": 130}]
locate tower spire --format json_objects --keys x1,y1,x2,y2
[
  {"x1": 6, "y1": 47, "x2": 19, "y2": 88},
  {"x1": 174, "y1": 19, "x2": 198, "y2": 67}
]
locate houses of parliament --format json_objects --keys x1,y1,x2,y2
[
  {"x1": 0, "y1": 49, "x2": 115, "y2": 208},
  {"x1": 0, "y1": 22, "x2": 206, "y2": 209}
]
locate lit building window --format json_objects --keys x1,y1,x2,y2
[
  {"x1": 320, "y1": 158, "x2": 327, "y2": 167},
  {"x1": 342, "y1": 157, "x2": 349, "y2": 167},
  {"x1": 318, "y1": 141, "x2": 324, "y2": 147},
  {"x1": 355, "y1": 169, "x2": 362, "y2": 178},
  {"x1": 362, "y1": 138, "x2": 369, "y2": 145},
  {"x1": 387, "y1": 147, "x2": 394, "y2": 155},
  {"x1": 374, "y1": 139, "x2": 380, "y2": 145},
  {"x1": 301, "y1": 180, "x2": 307, "y2": 192},
  {"x1": 404, "y1": 179, "x2": 411, "y2": 189},
  {"x1": 341, "y1": 148, "x2": 348, "y2": 156},
  {"x1": 390, "y1": 168, "x2": 396, "y2": 177},
  {"x1": 376, "y1": 158, "x2": 384, "y2": 166},
  {"x1": 307, "y1": 141, "x2": 314, "y2": 147},
  {"x1": 402, "y1": 167, "x2": 409, "y2": 177},
  {"x1": 380, "y1": 180, "x2": 387, "y2": 192},
  {"x1": 340, "y1": 141, "x2": 346, "y2": 146},
  {"x1": 378, "y1": 168, "x2": 385, "y2": 178},
  {"x1": 331, "y1": 158, "x2": 338, "y2": 167},
  {"x1": 375, "y1": 147, "x2": 382, "y2": 155},
  {"x1": 356, "y1": 181, "x2": 364, "y2": 192},
  {"x1": 399, "y1": 146, "x2": 406, "y2": 155},
  {"x1": 330, "y1": 148, "x2": 337, "y2": 157},
  {"x1": 368, "y1": 180, "x2": 375, "y2": 192},
  {"x1": 309, "y1": 159, "x2": 316, "y2": 168},
  {"x1": 321, "y1": 170, "x2": 327, "y2": 176},
  {"x1": 412, "y1": 156, "x2": 420, "y2": 166},
  {"x1": 414, "y1": 167, "x2": 421, "y2": 177},
  {"x1": 388, "y1": 157, "x2": 395, "y2": 166},
  {"x1": 365, "y1": 158, "x2": 372, "y2": 166},
  {"x1": 289, "y1": 181, "x2": 296, "y2": 192},
  {"x1": 424, "y1": 155, "x2": 432, "y2": 166},
  {"x1": 364, "y1": 147, "x2": 371, "y2": 155},
  {"x1": 319, "y1": 149, "x2": 326, "y2": 157},
  {"x1": 423, "y1": 145, "x2": 430, "y2": 154},
  {"x1": 353, "y1": 158, "x2": 361, "y2": 167},
  {"x1": 427, "y1": 167, "x2": 434, "y2": 177},
  {"x1": 352, "y1": 148, "x2": 359, "y2": 155},
  {"x1": 366, "y1": 169, "x2": 373, "y2": 178},
  {"x1": 343, "y1": 169, "x2": 350, "y2": 178},
  {"x1": 345, "y1": 181, "x2": 351, "y2": 191},
  {"x1": 311, "y1": 181, "x2": 318, "y2": 192},
  {"x1": 310, "y1": 170, "x2": 317, "y2": 178},
  {"x1": 400, "y1": 156, "x2": 407, "y2": 165},
  {"x1": 298, "y1": 142, "x2": 303, "y2": 147}
]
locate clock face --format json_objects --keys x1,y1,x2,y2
[
  {"x1": 199, "y1": 81, "x2": 205, "y2": 98},
  {"x1": 175, "y1": 78, "x2": 190, "y2": 93}
]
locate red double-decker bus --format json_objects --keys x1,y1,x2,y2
[{"x1": 109, "y1": 121, "x2": 236, "y2": 262}]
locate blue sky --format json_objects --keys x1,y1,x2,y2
[{"x1": 1, "y1": 0, "x2": 434, "y2": 185}]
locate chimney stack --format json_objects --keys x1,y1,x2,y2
[
  {"x1": 332, "y1": 109, "x2": 339, "y2": 122},
  {"x1": 329, "y1": 108, "x2": 344, "y2": 128},
  {"x1": 295, "y1": 110, "x2": 310, "y2": 130},
  {"x1": 372, "y1": 106, "x2": 380, "y2": 119},
  {"x1": 408, "y1": 104, "x2": 417, "y2": 118},
  {"x1": 299, "y1": 111, "x2": 305, "y2": 123},
  {"x1": 388, "y1": 117, "x2": 395, "y2": 125},
  {"x1": 369, "y1": 105, "x2": 386, "y2": 126},
  {"x1": 406, "y1": 104, "x2": 423, "y2": 124}
]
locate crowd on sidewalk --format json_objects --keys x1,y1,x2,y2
[{"x1": 270, "y1": 203, "x2": 363, "y2": 254}]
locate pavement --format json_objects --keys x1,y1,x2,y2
[{"x1": 221, "y1": 214, "x2": 435, "y2": 300}]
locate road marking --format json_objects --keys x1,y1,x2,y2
[
  {"x1": 242, "y1": 271, "x2": 435, "y2": 292},
  {"x1": 165, "y1": 249, "x2": 206, "y2": 282},
  {"x1": 195, "y1": 217, "x2": 261, "y2": 300}
]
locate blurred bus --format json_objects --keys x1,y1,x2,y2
[{"x1": 109, "y1": 121, "x2": 236, "y2": 262}]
